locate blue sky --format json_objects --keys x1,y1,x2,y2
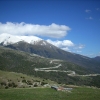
[{"x1": 0, "y1": 0, "x2": 100, "y2": 57}]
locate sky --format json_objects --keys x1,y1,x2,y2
[{"x1": 0, "y1": 0, "x2": 100, "y2": 58}]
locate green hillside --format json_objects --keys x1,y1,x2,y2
[
  {"x1": 0, "y1": 70, "x2": 56, "y2": 89},
  {"x1": 5, "y1": 41, "x2": 100, "y2": 73},
  {"x1": 0, "y1": 46, "x2": 100, "y2": 87},
  {"x1": 0, "y1": 46, "x2": 91, "y2": 75}
]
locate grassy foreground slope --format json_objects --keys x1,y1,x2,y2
[
  {"x1": 0, "y1": 70, "x2": 56, "y2": 89},
  {"x1": 0, "y1": 87, "x2": 100, "y2": 100}
]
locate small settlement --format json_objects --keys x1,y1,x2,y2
[{"x1": 51, "y1": 85, "x2": 72, "y2": 92}]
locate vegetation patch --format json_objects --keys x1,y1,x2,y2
[{"x1": 0, "y1": 87, "x2": 100, "y2": 100}]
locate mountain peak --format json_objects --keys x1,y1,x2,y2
[{"x1": 0, "y1": 33, "x2": 42, "y2": 45}]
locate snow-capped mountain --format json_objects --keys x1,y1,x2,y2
[
  {"x1": 0, "y1": 33, "x2": 42, "y2": 45},
  {"x1": 0, "y1": 33, "x2": 100, "y2": 73}
]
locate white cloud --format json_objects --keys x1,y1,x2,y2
[
  {"x1": 47, "y1": 39, "x2": 85, "y2": 53},
  {"x1": 76, "y1": 50, "x2": 82, "y2": 53},
  {"x1": 78, "y1": 44, "x2": 85, "y2": 49},
  {"x1": 47, "y1": 39, "x2": 74, "y2": 51},
  {"x1": 85, "y1": 9, "x2": 91, "y2": 13},
  {"x1": 0, "y1": 22, "x2": 85, "y2": 54},
  {"x1": 62, "y1": 47, "x2": 70, "y2": 51},
  {"x1": 74, "y1": 44, "x2": 85, "y2": 50},
  {"x1": 0, "y1": 22, "x2": 71, "y2": 38},
  {"x1": 86, "y1": 16, "x2": 93, "y2": 20},
  {"x1": 47, "y1": 39, "x2": 74, "y2": 47}
]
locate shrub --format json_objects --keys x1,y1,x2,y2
[
  {"x1": 41, "y1": 82, "x2": 47, "y2": 86},
  {"x1": 23, "y1": 86, "x2": 25, "y2": 88},
  {"x1": 27, "y1": 80, "x2": 33, "y2": 85},
  {"x1": 8, "y1": 83, "x2": 12, "y2": 87},
  {"x1": 34, "y1": 83, "x2": 38, "y2": 87},
  {"x1": 8, "y1": 82, "x2": 17, "y2": 88},
  {"x1": 1, "y1": 82, "x2": 6, "y2": 86},
  {"x1": 22, "y1": 79, "x2": 27, "y2": 83},
  {"x1": 27, "y1": 82, "x2": 33, "y2": 85},
  {"x1": 5, "y1": 86, "x2": 9, "y2": 89}
]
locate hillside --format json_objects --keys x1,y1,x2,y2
[
  {"x1": 0, "y1": 70, "x2": 56, "y2": 89},
  {"x1": 0, "y1": 46, "x2": 100, "y2": 87},
  {"x1": 0, "y1": 46, "x2": 91, "y2": 75},
  {"x1": 5, "y1": 42, "x2": 100, "y2": 73}
]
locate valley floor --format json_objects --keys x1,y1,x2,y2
[{"x1": 0, "y1": 87, "x2": 100, "y2": 100}]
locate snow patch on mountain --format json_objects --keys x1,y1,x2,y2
[{"x1": 0, "y1": 33, "x2": 42, "y2": 45}]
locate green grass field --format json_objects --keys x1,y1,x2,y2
[{"x1": 0, "y1": 87, "x2": 100, "y2": 100}]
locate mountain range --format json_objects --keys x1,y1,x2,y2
[{"x1": 0, "y1": 33, "x2": 100, "y2": 73}]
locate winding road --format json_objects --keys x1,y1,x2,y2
[
  {"x1": 34, "y1": 60, "x2": 100, "y2": 77},
  {"x1": 34, "y1": 60, "x2": 76, "y2": 75}
]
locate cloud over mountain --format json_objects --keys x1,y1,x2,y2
[
  {"x1": 47, "y1": 39, "x2": 85, "y2": 53},
  {"x1": 0, "y1": 22, "x2": 71, "y2": 38},
  {"x1": 47, "y1": 39, "x2": 74, "y2": 51}
]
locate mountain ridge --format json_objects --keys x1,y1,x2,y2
[{"x1": 0, "y1": 33, "x2": 100, "y2": 73}]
